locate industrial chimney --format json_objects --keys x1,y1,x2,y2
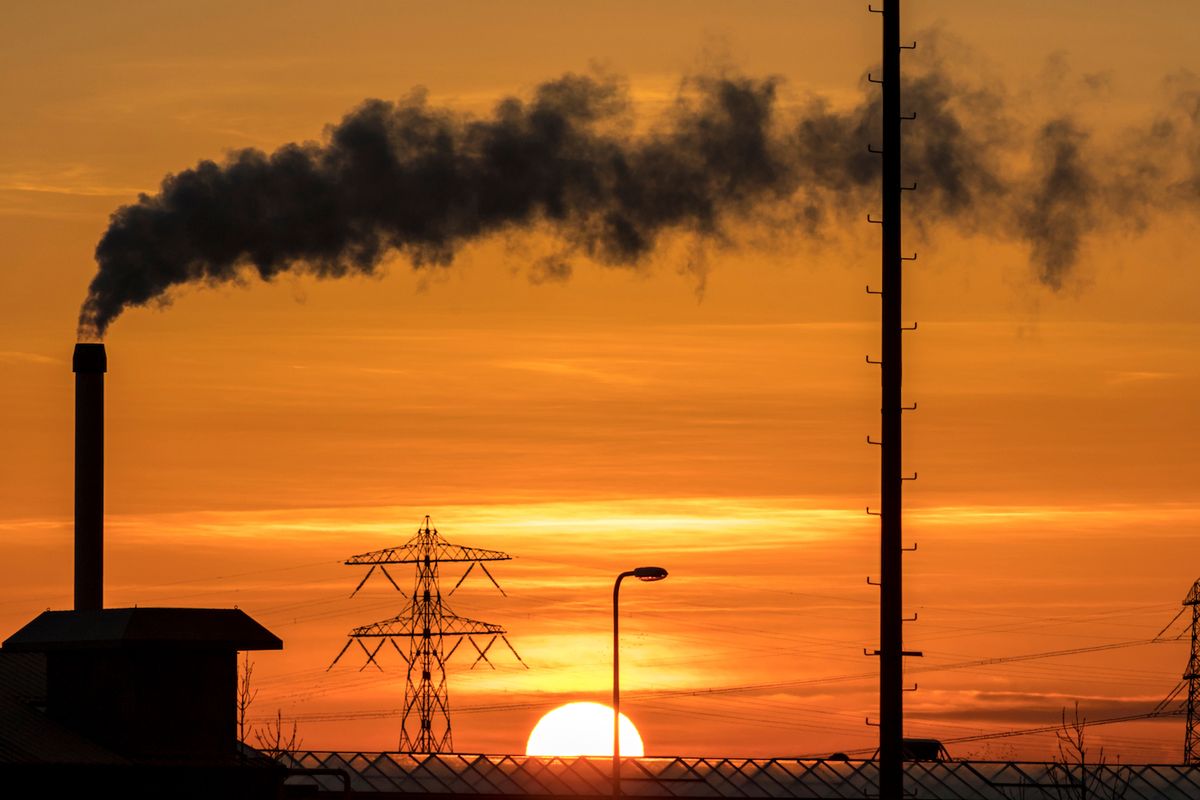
[
  {"x1": 72, "y1": 342, "x2": 105, "y2": 611},
  {"x1": 1, "y1": 340, "x2": 284, "y2": 786}
]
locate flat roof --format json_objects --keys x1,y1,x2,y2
[{"x1": 2, "y1": 608, "x2": 282, "y2": 652}]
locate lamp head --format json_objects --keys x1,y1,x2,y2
[{"x1": 633, "y1": 566, "x2": 668, "y2": 582}]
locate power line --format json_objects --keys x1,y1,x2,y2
[
  {"x1": 942, "y1": 709, "x2": 1184, "y2": 746},
  {"x1": 804, "y1": 708, "x2": 1186, "y2": 758},
  {"x1": 273, "y1": 636, "x2": 1178, "y2": 726}
]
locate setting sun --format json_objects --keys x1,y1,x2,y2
[{"x1": 525, "y1": 702, "x2": 645, "y2": 757}]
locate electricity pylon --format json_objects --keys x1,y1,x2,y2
[
  {"x1": 1185, "y1": 579, "x2": 1200, "y2": 763},
  {"x1": 330, "y1": 515, "x2": 525, "y2": 753}
]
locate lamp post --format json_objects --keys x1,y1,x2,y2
[{"x1": 613, "y1": 566, "x2": 668, "y2": 800}]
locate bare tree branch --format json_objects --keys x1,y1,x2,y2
[
  {"x1": 237, "y1": 651, "x2": 259, "y2": 746},
  {"x1": 254, "y1": 709, "x2": 303, "y2": 764}
]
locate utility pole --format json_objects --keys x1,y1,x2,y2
[
  {"x1": 867, "y1": 2, "x2": 919, "y2": 797},
  {"x1": 330, "y1": 515, "x2": 525, "y2": 752}
]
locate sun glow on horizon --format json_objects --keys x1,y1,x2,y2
[{"x1": 525, "y1": 702, "x2": 645, "y2": 757}]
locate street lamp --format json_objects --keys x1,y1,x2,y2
[{"x1": 613, "y1": 566, "x2": 668, "y2": 800}]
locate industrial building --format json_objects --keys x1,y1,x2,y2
[{"x1": 0, "y1": 344, "x2": 285, "y2": 797}]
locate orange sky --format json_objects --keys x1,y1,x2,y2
[{"x1": 2, "y1": 0, "x2": 1199, "y2": 762}]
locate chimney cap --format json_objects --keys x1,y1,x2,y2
[{"x1": 72, "y1": 342, "x2": 107, "y2": 374}]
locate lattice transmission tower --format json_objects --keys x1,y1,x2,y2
[
  {"x1": 330, "y1": 515, "x2": 525, "y2": 753},
  {"x1": 1185, "y1": 579, "x2": 1200, "y2": 763}
]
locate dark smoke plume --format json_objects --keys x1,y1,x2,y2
[
  {"x1": 80, "y1": 73, "x2": 798, "y2": 337},
  {"x1": 1019, "y1": 120, "x2": 1096, "y2": 290},
  {"x1": 78, "y1": 48, "x2": 1198, "y2": 338}
]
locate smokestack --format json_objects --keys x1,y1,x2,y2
[{"x1": 72, "y1": 342, "x2": 105, "y2": 611}]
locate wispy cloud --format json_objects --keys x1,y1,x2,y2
[
  {"x1": 493, "y1": 358, "x2": 652, "y2": 386},
  {"x1": 0, "y1": 350, "x2": 60, "y2": 366},
  {"x1": 909, "y1": 689, "x2": 1170, "y2": 726},
  {"x1": 1106, "y1": 370, "x2": 1177, "y2": 386},
  {"x1": 0, "y1": 165, "x2": 143, "y2": 198}
]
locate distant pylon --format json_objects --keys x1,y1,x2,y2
[
  {"x1": 329, "y1": 515, "x2": 525, "y2": 753},
  {"x1": 1185, "y1": 579, "x2": 1200, "y2": 764}
]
